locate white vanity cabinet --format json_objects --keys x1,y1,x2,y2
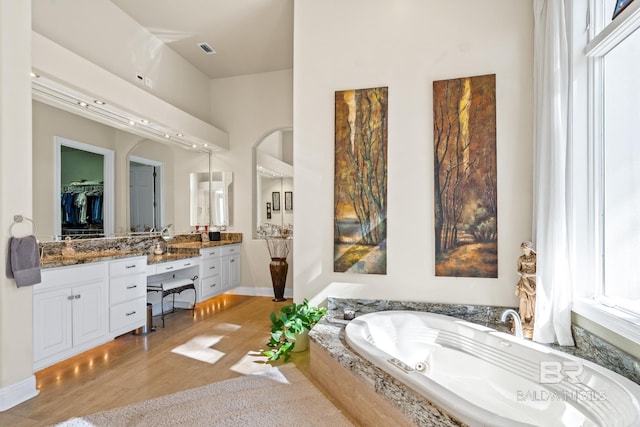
[
  {"x1": 199, "y1": 247, "x2": 222, "y2": 301},
  {"x1": 33, "y1": 262, "x2": 109, "y2": 371},
  {"x1": 108, "y1": 256, "x2": 147, "y2": 337},
  {"x1": 220, "y1": 244, "x2": 240, "y2": 292}
]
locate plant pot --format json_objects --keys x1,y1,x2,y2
[{"x1": 291, "y1": 329, "x2": 309, "y2": 352}]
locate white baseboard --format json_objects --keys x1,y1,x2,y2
[
  {"x1": 0, "y1": 375, "x2": 39, "y2": 412},
  {"x1": 229, "y1": 286, "x2": 293, "y2": 299}
]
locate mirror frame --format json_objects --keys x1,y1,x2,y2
[{"x1": 54, "y1": 136, "x2": 115, "y2": 238}]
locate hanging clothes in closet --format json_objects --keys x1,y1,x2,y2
[{"x1": 61, "y1": 183, "x2": 103, "y2": 234}]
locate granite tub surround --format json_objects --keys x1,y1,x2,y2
[
  {"x1": 551, "y1": 325, "x2": 640, "y2": 386},
  {"x1": 39, "y1": 233, "x2": 242, "y2": 268},
  {"x1": 329, "y1": 297, "x2": 515, "y2": 332},
  {"x1": 309, "y1": 297, "x2": 640, "y2": 426}
]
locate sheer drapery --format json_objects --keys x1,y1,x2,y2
[{"x1": 532, "y1": 0, "x2": 575, "y2": 346}]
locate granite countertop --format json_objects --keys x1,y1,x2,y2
[
  {"x1": 40, "y1": 250, "x2": 147, "y2": 268},
  {"x1": 168, "y1": 239, "x2": 240, "y2": 249},
  {"x1": 40, "y1": 238, "x2": 241, "y2": 269}
]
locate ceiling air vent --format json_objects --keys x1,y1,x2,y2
[{"x1": 198, "y1": 42, "x2": 216, "y2": 54}]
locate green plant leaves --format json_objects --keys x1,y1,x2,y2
[{"x1": 263, "y1": 299, "x2": 327, "y2": 361}]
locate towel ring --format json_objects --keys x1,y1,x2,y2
[{"x1": 9, "y1": 215, "x2": 37, "y2": 237}]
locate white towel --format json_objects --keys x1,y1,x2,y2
[{"x1": 6, "y1": 235, "x2": 41, "y2": 287}]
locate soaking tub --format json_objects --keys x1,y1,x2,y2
[{"x1": 344, "y1": 311, "x2": 640, "y2": 427}]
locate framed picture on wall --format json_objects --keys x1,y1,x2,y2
[
  {"x1": 613, "y1": 0, "x2": 634, "y2": 19},
  {"x1": 272, "y1": 192, "x2": 281, "y2": 211},
  {"x1": 266, "y1": 202, "x2": 272, "y2": 219},
  {"x1": 285, "y1": 191, "x2": 293, "y2": 210}
]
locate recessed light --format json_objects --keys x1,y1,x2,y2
[
  {"x1": 94, "y1": 100, "x2": 105, "y2": 105},
  {"x1": 128, "y1": 120, "x2": 135, "y2": 126},
  {"x1": 176, "y1": 133, "x2": 184, "y2": 137},
  {"x1": 141, "y1": 119, "x2": 150, "y2": 124},
  {"x1": 203, "y1": 143, "x2": 208, "y2": 147},
  {"x1": 164, "y1": 134, "x2": 170, "y2": 139},
  {"x1": 30, "y1": 72, "x2": 40, "y2": 78},
  {"x1": 192, "y1": 144, "x2": 197, "y2": 148},
  {"x1": 78, "y1": 101, "x2": 88, "y2": 107}
]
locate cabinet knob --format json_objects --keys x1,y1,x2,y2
[
  {"x1": 74, "y1": 294, "x2": 81, "y2": 299},
  {"x1": 67, "y1": 295, "x2": 74, "y2": 301}
]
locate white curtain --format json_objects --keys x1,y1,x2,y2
[{"x1": 532, "y1": 0, "x2": 575, "y2": 346}]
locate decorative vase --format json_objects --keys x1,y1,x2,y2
[{"x1": 269, "y1": 257, "x2": 288, "y2": 302}]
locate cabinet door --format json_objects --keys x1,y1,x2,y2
[
  {"x1": 33, "y1": 288, "x2": 73, "y2": 362},
  {"x1": 72, "y1": 281, "x2": 108, "y2": 347},
  {"x1": 221, "y1": 254, "x2": 240, "y2": 291},
  {"x1": 229, "y1": 254, "x2": 240, "y2": 289}
]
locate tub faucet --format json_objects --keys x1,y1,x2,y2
[{"x1": 500, "y1": 309, "x2": 524, "y2": 339}]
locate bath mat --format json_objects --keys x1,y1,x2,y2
[{"x1": 55, "y1": 364, "x2": 353, "y2": 426}]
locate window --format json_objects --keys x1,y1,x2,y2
[
  {"x1": 602, "y1": 27, "x2": 640, "y2": 312},
  {"x1": 572, "y1": 0, "x2": 640, "y2": 342}
]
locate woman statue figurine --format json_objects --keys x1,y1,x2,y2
[{"x1": 516, "y1": 241, "x2": 536, "y2": 339}]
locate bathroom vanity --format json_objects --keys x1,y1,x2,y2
[{"x1": 34, "y1": 234, "x2": 241, "y2": 371}]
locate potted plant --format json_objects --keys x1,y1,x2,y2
[{"x1": 264, "y1": 299, "x2": 327, "y2": 361}]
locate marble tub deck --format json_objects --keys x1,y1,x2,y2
[{"x1": 309, "y1": 298, "x2": 640, "y2": 427}]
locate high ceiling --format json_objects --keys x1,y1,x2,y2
[{"x1": 109, "y1": 0, "x2": 294, "y2": 80}]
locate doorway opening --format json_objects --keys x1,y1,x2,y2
[{"x1": 129, "y1": 155, "x2": 163, "y2": 233}]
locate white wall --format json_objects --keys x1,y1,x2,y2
[
  {"x1": 210, "y1": 70, "x2": 293, "y2": 293},
  {"x1": 293, "y1": 0, "x2": 534, "y2": 307},
  {"x1": 0, "y1": 0, "x2": 38, "y2": 409},
  {"x1": 31, "y1": 0, "x2": 212, "y2": 122}
]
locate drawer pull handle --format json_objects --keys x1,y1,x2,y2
[
  {"x1": 165, "y1": 266, "x2": 174, "y2": 270},
  {"x1": 126, "y1": 285, "x2": 137, "y2": 289},
  {"x1": 209, "y1": 266, "x2": 216, "y2": 270},
  {"x1": 74, "y1": 294, "x2": 81, "y2": 299},
  {"x1": 184, "y1": 263, "x2": 191, "y2": 267},
  {"x1": 125, "y1": 311, "x2": 136, "y2": 316},
  {"x1": 125, "y1": 265, "x2": 136, "y2": 269},
  {"x1": 230, "y1": 259, "x2": 235, "y2": 263},
  {"x1": 67, "y1": 295, "x2": 74, "y2": 301},
  {"x1": 210, "y1": 284, "x2": 217, "y2": 288}
]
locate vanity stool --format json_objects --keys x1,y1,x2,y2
[{"x1": 147, "y1": 275, "x2": 198, "y2": 328}]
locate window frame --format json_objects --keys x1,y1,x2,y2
[{"x1": 571, "y1": 0, "x2": 640, "y2": 345}]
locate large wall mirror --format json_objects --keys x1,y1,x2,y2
[
  {"x1": 33, "y1": 100, "x2": 211, "y2": 241},
  {"x1": 253, "y1": 128, "x2": 293, "y2": 238}
]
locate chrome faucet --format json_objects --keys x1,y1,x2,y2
[{"x1": 500, "y1": 309, "x2": 524, "y2": 339}]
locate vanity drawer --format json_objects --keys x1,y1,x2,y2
[
  {"x1": 110, "y1": 273, "x2": 146, "y2": 305},
  {"x1": 155, "y1": 258, "x2": 198, "y2": 274},
  {"x1": 200, "y1": 275, "x2": 220, "y2": 300},
  {"x1": 110, "y1": 296, "x2": 146, "y2": 334},
  {"x1": 109, "y1": 257, "x2": 147, "y2": 277},
  {"x1": 220, "y1": 244, "x2": 240, "y2": 256},
  {"x1": 201, "y1": 258, "x2": 221, "y2": 278},
  {"x1": 200, "y1": 247, "x2": 220, "y2": 258}
]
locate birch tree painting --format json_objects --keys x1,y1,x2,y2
[
  {"x1": 334, "y1": 87, "x2": 388, "y2": 274},
  {"x1": 433, "y1": 75, "x2": 497, "y2": 278}
]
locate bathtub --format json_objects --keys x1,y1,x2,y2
[{"x1": 344, "y1": 311, "x2": 640, "y2": 427}]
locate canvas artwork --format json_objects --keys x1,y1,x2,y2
[
  {"x1": 334, "y1": 86, "x2": 388, "y2": 274},
  {"x1": 433, "y1": 74, "x2": 497, "y2": 278}
]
